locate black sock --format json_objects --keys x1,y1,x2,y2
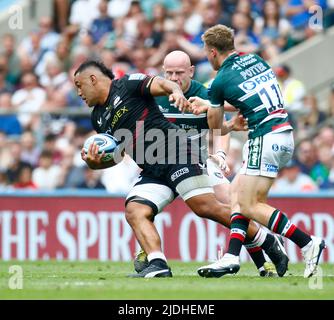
[
  {"x1": 289, "y1": 228, "x2": 312, "y2": 248},
  {"x1": 246, "y1": 247, "x2": 266, "y2": 269},
  {"x1": 227, "y1": 213, "x2": 250, "y2": 256},
  {"x1": 268, "y1": 209, "x2": 312, "y2": 248}
]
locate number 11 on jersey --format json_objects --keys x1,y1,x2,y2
[{"x1": 259, "y1": 83, "x2": 284, "y2": 114}]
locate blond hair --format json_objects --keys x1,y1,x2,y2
[{"x1": 201, "y1": 24, "x2": 235, "y2": 53}]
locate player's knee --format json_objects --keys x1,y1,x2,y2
[
  {"x1": 239, "y1": 191, "x2": 267, "y2": 213},
  {"x1": 125, "y1": 202, "x2": 153, "y2": 225},
  {"x1": 256, "y1": 191, "x2": 268, "y2": 203},
  {"x1": 238, "y1": 196, "x2": 255, "y2": 214},
  {"x1": 239, "y1": 204, "x2": 256, "y2": 215},
  {"x1": 213, "y1": 185, "x2": 231, "y2": 204}
]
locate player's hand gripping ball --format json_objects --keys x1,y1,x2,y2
[{"x1": 83, "y1": 133, "x2": 120, "y2": 162}]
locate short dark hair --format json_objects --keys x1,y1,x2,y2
[{"x1": 74, "y1": 60, "x2": 115, "y2": 80}]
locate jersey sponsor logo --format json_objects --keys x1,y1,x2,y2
[
  {"x1": 113, "y1": 95, "x2": 123, "y2": 109},
  {"x1": 242, "y1": 81, "x2": 257, "y2": 91},
  {"x1": 239, "y1": 53, "x2": 255, "y2": 61},
  {"x1": 239, "y1": 70, "x2": 276, "y2": 93},
  {"x1": 234, "y1": 54, "x2": 257, "y2": 69},
  {"x1": 158, "y1": 105, "x2": 169, "y2": 113},
  {"x1": 163, "y1": 113, "x2": 206, "y2": 119},
  {"x1": 170, "y1": 167, "x2": 189, "y2": 182},
  {"x1": 280, "y1": 145, "x2": 293, "y2": 153},
  {"x1": 129, "y1": 73, "x2": 146, "y2": 80},
  {"x1": 231, "y1": 63, "x2": 242, "y2": 71},
  {"x1": 238, "y1": 69, "x2": 286, "y2": 117},
  {"x1": 229, "y1": 54, "x2": 257, "y2": 70},
  {"x1": 264, "y1": 163, "x2": 279, "y2": 173},
  {"x1": 103, "y1": 108, "x2": 112, "y2": 120},
  {"x1": 272, "y1": 144, "x2": 279, "y2": 152},
  {"x1": 111, "y1": 106, "x2": 129, "y2": 128},
  {"x1": 247, "y1": 136, "x2": 262, "y2": 170},
  {"x1": 178, "y1": 124, "x2": 197, "y2": 130},
  {"x1": 198, "y1": 163, "x2": 206, "y2": 170}
]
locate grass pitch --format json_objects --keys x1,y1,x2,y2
[{"x1": 0, "y1": 261, "x2": 333, "y2": 300}]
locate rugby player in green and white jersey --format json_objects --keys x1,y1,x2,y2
[
  {"x1": 134, "y1": 50, "x2": 288, "y2": 277},
  {"x1": 156, "y1": 51, "x2": 232, "y2": 200},
  {"x1": 190, "y1": 25, "x2": 326, "y2": 278}
]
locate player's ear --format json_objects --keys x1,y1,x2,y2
[
  {"x1": 189, "y1": 65, "x2": 195, "y2": 78},
  {"x1": 162, "y1": 66, "x2": 168, "y2": 78},
  {"x1": 211, "y1": 47, "x2": 217, "y2": 57},
  {"x1": 90, "y1": 74, "x2": 97, "y2": 85}
]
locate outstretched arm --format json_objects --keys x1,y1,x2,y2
[
  {"x1": 207, "y1": 107, "x2": 231, "y2": 174},
  {"x1": 189, "y1": 96, "x2": 247, "y2": 134},
  {"x1": 149, "y1": 76, "x2": 191, "y2": 112},
  {"x1": 206, "y1": 106, "x2": 247, "y2": 174},
  {"x1": 208, "y1": 107, "x2": 248, "y2": 135}
]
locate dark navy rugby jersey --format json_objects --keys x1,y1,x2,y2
[
  {"x1": 90, "y1": 73, "x2": 188, "y2": 167},
  {"x1": 91, "y1": 73, "x2": 177, "y2": 134}
]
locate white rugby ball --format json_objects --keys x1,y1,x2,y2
[{"x1": 83, "y1": 133, "x2": 119, "y2": 162}]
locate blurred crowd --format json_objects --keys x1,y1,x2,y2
[{"x1": 0, "y1": 0, "x2": 334, "y2": 194}]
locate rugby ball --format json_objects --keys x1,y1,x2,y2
[{"x1": 83, "y1": 133, "x2": 119, "y2": 162}]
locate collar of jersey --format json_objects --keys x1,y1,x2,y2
[{"x1": 219, "y1": 52, "x2": 238, "y2": 70}]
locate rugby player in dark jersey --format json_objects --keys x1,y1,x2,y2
[{"x1": 75, "y1": 60, "x2": 265, "y2": 278}]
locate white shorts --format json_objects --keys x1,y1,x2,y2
[
  {"x1": 239, "y1": 130, "x2": 294, "y2": 178},
  {"x1": 206, "y1": 158, "x2": 230, "y2": 186},
  {"x1": 126, "y1": 174, "x2": 213, "y2": 214},
  {"x1": 126, "y1": 182, "x2": 175, "y2": 214}
]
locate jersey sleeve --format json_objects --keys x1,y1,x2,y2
[
  {"x1": 125, "y1": 73, "x2": 155, "y2": 98},
  {"x1": 198, "y1": 86, "x2": 209, "y2": 100},
  {"x1": 209, "y1": 78, "x2": 225, "y2": 108}
]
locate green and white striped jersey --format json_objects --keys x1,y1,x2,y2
[
  {"x1": 209, "y1": 53, "x2": 293, "y2": 139},
  {"x1": 155, "y1": 80, "x2": 209, "y2": 131},
  {"x1": 155, "y1": 79, "x2": 210, "y2": 160}
]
